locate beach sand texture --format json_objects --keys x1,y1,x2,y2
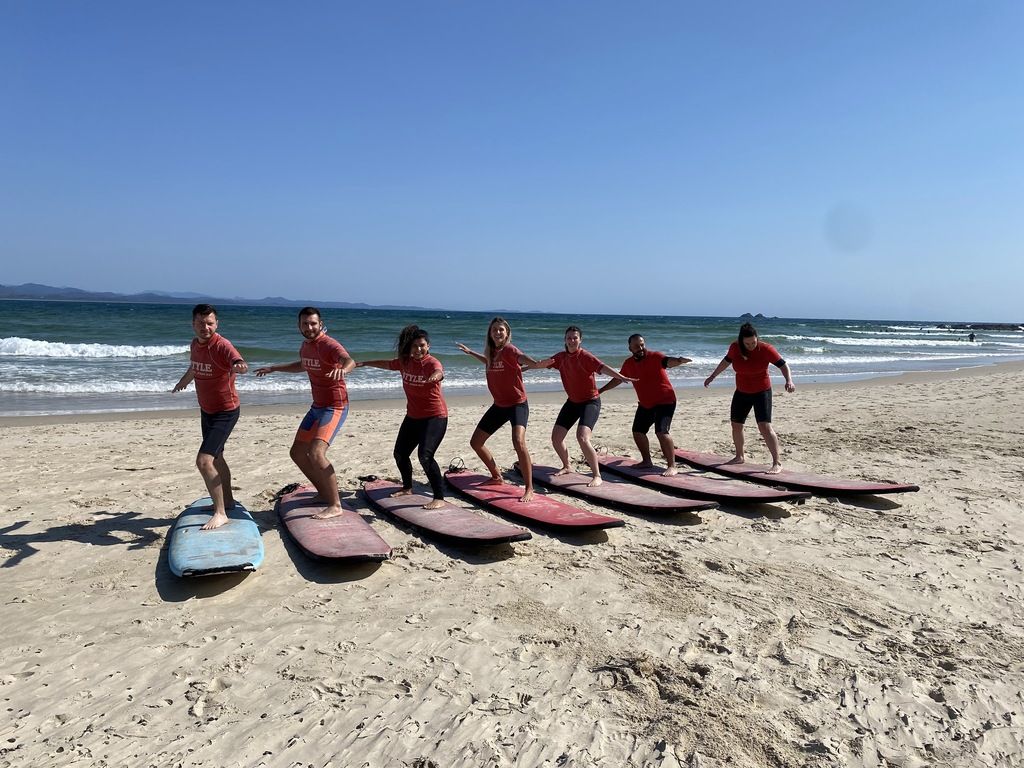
[{"x1": 1, "y1": 365, "x2": 1022, "y2": 767}]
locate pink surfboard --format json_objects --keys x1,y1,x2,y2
[
  {"x1": 674, "y1": 450, "x2": 920, "y2": 496},
  {"x1": 527, "y1": 464, "x2": 718, "y2": 514},
  {"x1": 362, "y1": 479, "x2": 531, "y2": 545},
  {"x1": 444, "y1": 469, "x2": 625, "y2": 530},
  {"x1": 597, "y1": 454, "x2": 810, "y2": 503},
  {"x1": 276, "y1": 485, "x2": 392, "y2": 562}
]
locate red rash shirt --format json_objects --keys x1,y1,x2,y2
[
  {"x1": 620, "y1": 351, "x2": 676, "y2": 409},
  {"x1": 301, "y1": 334, "x2": 350, "y2": 408},
  {"x1": 551, "y1": 349, "x2": 603, "y2": 403},
  {"x1": 727, "y1": 341, "x2": 783, "y2": 394},
  {"x1": 486, "y1": 343, "x2": 527, "y2": 408},
  {"x1": 191, "y1": 333, "x2": 242, "y2": 413},
  {"x1": 388, "y1": 355, "x2": 448, "y2": 419}
]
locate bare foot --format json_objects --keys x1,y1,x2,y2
[
  {"x1": 519, "y1": 490, "x2": 535, "y2": 503},
  {"x1": 553, "y1": 467, "x2": 571, "y2": 477},
  {"x1": 587, "y1": 476, "x2": 603, "y2": 488},
  {"x1": 312, "y1": 505, "x2": 345, "y2": 519},
  {"x1": 422, "y1": 499, "x2": 446, "y2": 510},
  {"x1": 662, "y1": 466, "x2": 678, "y2": 477},
  {"x1": 201, "y1": 511, "x2": 229, "y2": 531},
  {"x1": 390, "y1": 488, "x2": 414, "y2": 498},
  {"x1": 724, "y1": 455, "x2": 745, "y2": 465},
  {"x1": 482, "y1": 477, "x2": 505, "y2": 486},
  {"x1": 766, "y1": 463, "x2": 783, "y2": 475}
]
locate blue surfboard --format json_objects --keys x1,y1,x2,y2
[{"x1": 167, "y1": 498, "x2": 265, "y2": 577}]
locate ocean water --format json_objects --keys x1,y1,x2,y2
[{"x1": 1, "y1": 299, "x2": 1021, "y2": 417}]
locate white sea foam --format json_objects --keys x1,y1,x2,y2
[
  {"x1": 775, "y1": 334, "x2": 1023, "y2": 348},
  {"x1": 0, "y1": 337, "x2": 188, "y2": 358}
]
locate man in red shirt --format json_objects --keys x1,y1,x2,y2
[
  {"x1": 172, "y1": 304, "x2": 249, "y2": 530},
  {"x1": 600, "y1": 334, "x2": 691, "y2": 476},
  {"x1": 255, "y1": 307, "x2": 355, "y2": 518}
]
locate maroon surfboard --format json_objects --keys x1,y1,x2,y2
[
  {"x1": 276, "y1": 485, "x2": 392, "y2": 562},
  {"x1": 445, "y1": 469, "x2": 625, "y2": 530},
  {"x1": 526, "y1": 464, "x2": 718, "y2": 514},
  {"x1": 674, "y1": 449, "x2": 920, "y2": 496},
  {"x1": 597, "y1": 454, "x2": 811, "y2": 503},
  {"x1": 362, "y1": 479, "x2": 532, "y2": 545}
]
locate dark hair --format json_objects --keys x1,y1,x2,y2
[
  {"x1": 564, "y1": 325, "x2": 582, "y2": 352},
  {"x1": 397, "y1": 324, "x2": 430, "y2": 360},
  {"x1": 484, "y1": 317, "x2": 511, "y2": 366},
  {"x1": 298, "y1": 306, "x2": 322, "y2": 321},
  {"x1": 192, "y1": 303, "x2": 217, "y2": 319},
  {"x1": 627, "y1": 333, "x2": 643, "y2": 346},
  {"x1": 737, "y1": 322, "x2": 758, "y2": 360}
]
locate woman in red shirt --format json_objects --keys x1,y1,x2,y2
[
  {"x1": 457, "y1": 317, "x2": 539, "y2": 502},
  {"x1": 358, "y1": 325, "x2": 448, "y2": 509},
  {"x1": 704, "y1": 322, "x2": 796, "y2": 474},
  {"x1": 527, "y1": 325, "x2": 635, "y2": 487}
]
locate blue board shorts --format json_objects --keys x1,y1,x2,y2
[{"x1": 297, "y1": 404, "x2": 349, "y2": 444}]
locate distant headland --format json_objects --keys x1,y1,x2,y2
[{"x1": 0, "y1": 283, "x2": 430, "y2": 312}]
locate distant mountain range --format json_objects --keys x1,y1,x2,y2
[{"x1": 0, "y1": 283, "x2": 431, "y2": 311}]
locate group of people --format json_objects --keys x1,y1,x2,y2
[{"x1": 174, "y1": 304, "x2": 795, "y2": 530}]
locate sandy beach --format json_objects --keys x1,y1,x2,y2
[{"x1": 1, "y1": 363, "x2": 1022, "y2": 767}]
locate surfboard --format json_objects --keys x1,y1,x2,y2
[
  {"x1": 597, "y1": 455, "x2": 811, "y2": 503},
  {"x1": 361, "y1": 479, "x2": 532, "y2": 545},
  {"x1": 526, "y1": 464, "x2": 719, "y2": 514},
  {"x1": 276, "y1": 484, "x2": 392, "y2": 562},
  {"x1": 674, "y1": 449, "x2": 920, "y2": 496},
  {"x1": 445, "y1": 469, "x2": 626, "y2": 530},
  {"x1": 167, "y1": 498, "x2": 264, "y2": 578}
]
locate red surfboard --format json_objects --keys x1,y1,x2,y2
[
  {"x1": 526, "y1": 464, "x2": 718, "y2": 514},
  {"x1": 674, "y1": 449, "x2": 920, "y2": 496},
  {"x1": 362, "y1": 479, "x2": 532, "y2": 545},
  {"x1": 444, "y1": 469, "x2": 625, "y2": 530},
  {"x1": 276, "y1": 485, "x2": 392, "y2": 562},
  {"x1": 597, "y1": 454, "x2": 811, "y2": 503}
]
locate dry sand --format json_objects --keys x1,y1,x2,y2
[{"x1": 1, "y1": 364, "x2": 1022, "y2": 767}]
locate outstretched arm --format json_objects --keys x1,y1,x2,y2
[
  {"x1": 522, "y1": 357, "x2": 555, "y2": 371},
  {"x1": 665, "y1": 356, "x2": 692, "y2": 369},
  {"x1": 704, "y1": 357, "x2": 731, "y2": 388},
  {"x1": 355, "y1": 359, "x2": 395, "y2": 370},
  {"x1": 172, "y1": 368, "x2": 195, "y2": 393},
  {"x1": 255, "y1": 361, "x2": 303, "y2": 377},
  {"x1": 456, "y1": 343, "x2": 486, "y2": 364},
  {"x1": 598, "y1": 377, "x2": 622, "y2": 395},
  {"x1": 599, "y1": 363, "x2": 637, "y2": 384}
]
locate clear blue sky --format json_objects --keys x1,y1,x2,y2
[{"x1": 2, "y1": 2, "x2": 1021, "y2": 321}]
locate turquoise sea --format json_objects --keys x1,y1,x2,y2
[{"x1": 1, "y1": 299, "x2": 1021, "y2": 417}]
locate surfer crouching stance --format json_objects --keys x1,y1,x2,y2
[
  {"x1": 703, "y1": 322, "x2": 795, "y2": 474},
  {"x1": 456, "y1": 316, "x2": 538, "y2": 502},
  {"x1": 255, "y1": 307, "x2": 354, "y2": 519},
  {"x1": 172, "y1": 304, "x2": 249, "y2": 530},
  {"x1": 357, "y1": 325, "x2": 449, "y2": 510},
  {"x1": 600, "y1": 333, "x2": 691, "y2": 477},
  {"x1": 525, "y1": 325, "x2": 636, "y2": 487}
]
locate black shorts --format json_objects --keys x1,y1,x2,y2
[
  {"x1": 555, "y1": 398, "x2": 601, "y2": 431},
  {"x1": 632, "y1": 402, "x2": 676, "y2": 435},
  {"x1": 730, "y1": 389, "x2": 772, "y2": 424},
  {"x1": 477, "y1": 402, "x2": 529, "y2": 435},
  {"x1": 200, "y1": 407, "x2": 240, "y2": 457}
]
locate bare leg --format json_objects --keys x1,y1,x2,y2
[
  {"x1": 656, "y1": 432, "x2": 677, "y2": 476},
  {"x1": 757, "y1": 421, "x2": 783, "y2": 473},
  {"x1": 423, "y1": 499, "x2": 446, "y2": 509},
  {"x1": 551, "y1": 425, "x2": 571, "y2": 475},
  {"x1": 511, "y1": 425, "x2": 534, "y2": 502},
  {"x1": 290, "y1": 439, "x2": 344, "y2": 519},
  {"x1": 196, "y1": 452, "x2": 230, "y2": 530},
  {"x1": 725, "y1": 422, "x2": 746, "y2": 464},
  {"x1": 470, "y1": 428, "x2": 503, "y2": 484},
  {"x1": 577, "y1": 426, "x2": 602, "y2": 486},
  {"x1": 633, "y1": 432, "x2": 654, "y2": 467}
]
